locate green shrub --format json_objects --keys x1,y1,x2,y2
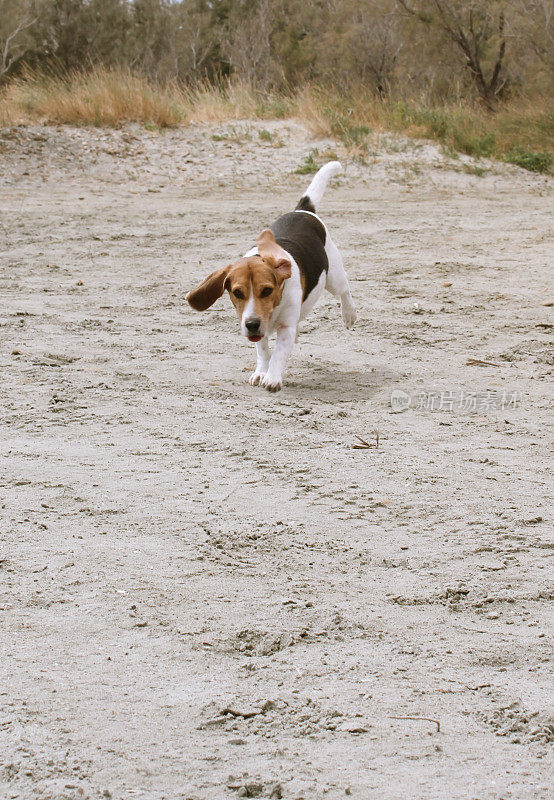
[
  {"x1": 506, "y1": 147, "x2": 552, "y2": 173},
  {"x1": 462, "y1": 163, "x2": 487, "y2": 177},
  {"x1": 295, "y1": 151, "x2": 320, "y2": 174},
  {"x1": 456, "y1": 132, "x2": 496, "y2": 158},
  {"x1": 332, "y1": 121, "x2": 371, "y2": 149}
]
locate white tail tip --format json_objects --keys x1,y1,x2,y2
[{"x1": 304, "y1": 161, "x2": 342, "y2": 207}]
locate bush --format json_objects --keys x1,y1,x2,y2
[
  {"x1": 294, "y1": 151, "x2": 320, "y2": 174},
  {"x1": 506, "y1": 147, "x2": 552, "y2": 173},
  {"x1": 456, "y1": 132, "x2": 496, "y2": 158}
]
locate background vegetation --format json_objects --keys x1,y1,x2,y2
[{"x1": 1, "y1": 1, "x2": 552, "y2": 170}]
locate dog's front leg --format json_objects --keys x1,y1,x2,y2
[
  {"x1": 261, "y1": 325, "x2": 296, "y2": 393},
  {"x1": 249, "y1": 337, "x2": 271, "y2": 386}
]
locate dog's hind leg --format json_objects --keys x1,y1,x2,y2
[{"x1": 325, "y1": 236, "x2": 357, "y2": 329}]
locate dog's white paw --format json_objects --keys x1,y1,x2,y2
[
  {"x1": 249, "y1": 371, "x2": 266, "y2": 386},
  {"x1": 261, "y1": 373, "x2": 282, "y2": 393},
  {"x1": 342, "y1": 304, "x2": 357, "y2": 330}
]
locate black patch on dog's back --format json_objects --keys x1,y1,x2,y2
[
  {"x1": 271, "y1": 212, "x2": 328, "y2": 301},
  {"x1": 295, "y1": 195, "x2": 316, "y2": 214}
]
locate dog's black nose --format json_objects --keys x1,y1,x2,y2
[{"x1": 245, "y1": 317, "x2": 261, "y2": 333}]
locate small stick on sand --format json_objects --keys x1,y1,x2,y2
[
  {"x1": 466, "y1": 358, "x2": 501, "y2": 367},
  {"x1": 352, "y1": 431, "x2": 379, "y2": 449}
]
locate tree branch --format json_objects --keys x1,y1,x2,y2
[{"x1": 1, "y1": 12, "x2": 38, "y2": 77}]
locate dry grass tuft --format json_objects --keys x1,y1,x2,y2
[
  {"x1": 0, "y1": 67, "x2": 185, "y2": 127},
  {"x1": 0, "y1": 67, "x2": 293, "y2": 128},
  {"x1": 185, "y1": 82, "x2": 257, "y2": 123},
  {"x1": 1, "y1": 67, "x2": 551, "y2": 172}
]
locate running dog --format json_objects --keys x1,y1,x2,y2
[{"x1": 186, "y1": 161, "x2": 356, "y2": 392}]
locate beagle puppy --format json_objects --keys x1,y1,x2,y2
[{"x1": 186, "y1": 161, "x2": 356, "y2": 392}]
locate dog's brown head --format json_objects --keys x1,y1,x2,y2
[{"x1": 186, "y1": 229, "x2": 291, "y2": 341}]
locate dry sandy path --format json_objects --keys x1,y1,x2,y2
[{"x1": 1, "y1": 121, "x2": 553, "y2": 800}]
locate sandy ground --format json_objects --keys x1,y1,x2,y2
[{"x1": 0, "y1": 119, "x2": 553, "y2": 800}]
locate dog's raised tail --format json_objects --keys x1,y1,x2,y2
[{"x1": 295, "y1": 160, "x2": 342, "y2": 213}]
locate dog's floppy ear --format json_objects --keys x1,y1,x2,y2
[
  {"x1": 186, "y1": 265, "x2": 231, "y2": 311},
  {"x1": 268, "y1": 256, "x2": 292, "y2": 283},
  {"x1": 257, "y1": 228, "x2": 291, "y2": 283}
]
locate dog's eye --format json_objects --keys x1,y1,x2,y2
[
  {"x1": 260, "y1": 286, "x2": 273, "y2": 298},
  {"x1": 233, "y1": 288, "x2": 245, "y2": 300}
]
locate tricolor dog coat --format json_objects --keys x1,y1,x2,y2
[{"x1": 186, "y1": 161, "x2": 356, "y2": 392}]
